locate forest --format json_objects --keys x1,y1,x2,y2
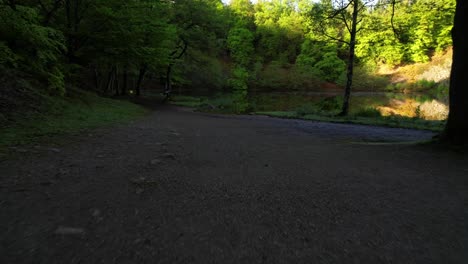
[
  {"x1": 0, "y1": 0, "x2": 465, "y2": 144},
  {"x1": 2, "y1": 1, "x2": 468, "y2": 262}
]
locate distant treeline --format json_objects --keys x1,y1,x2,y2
[{"x1": 0, "y1": 0, "x2": 455, "y2": 99}]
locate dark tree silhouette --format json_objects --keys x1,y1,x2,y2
[{"x1": 442, "y1": 0, "x2": 467, "y2": 145}]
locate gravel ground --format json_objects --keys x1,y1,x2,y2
[{"x1": 1, "y1": 106, "x2": 467, "y2": 264}]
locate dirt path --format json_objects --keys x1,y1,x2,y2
[{"x1": 1, "y1": 106, "x2": 467, "y2": 263}]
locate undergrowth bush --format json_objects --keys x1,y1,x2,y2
[
  {"x1": 198, "y1": 94, "x2": 235, "y2": 112},
  {"x1": 353, "y1": 107, "x2": 381, "y2": 118},
  {"x1": 316, "y1": 96, "x2": 341, "y2": 112},
  {"x1": 295, "y1": 104, "x2": 317, "y2": 116}
]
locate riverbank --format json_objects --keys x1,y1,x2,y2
[{"x1": 168, "y1": 94, "x2": 446, "y2": 132}]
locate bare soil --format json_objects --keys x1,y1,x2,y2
[{"x1": 1, "y1": 106, "x2": 467, "y2": 264}]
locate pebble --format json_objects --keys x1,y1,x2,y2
[
  {"x1": 161, "y1": 153, "x2": 176, "y2": 160},
  {"x1": 9, "y1": 147, "x2": 28, "y2": 153},
  {"x1": 136, "y1": 188, "x2": 144, "y2": 195},
  {"x1": 48, "y1": 148, "x2": 61, "y2": 153},
  {"x1": 150, "y1": 159, "x2": 162, "y2": 165},
  {"x1": 92, "y1": 209, "x2": 101, "y2": 217},
  {"x1": 54, "y1": 226, "x2": 85, "y2": 235}
]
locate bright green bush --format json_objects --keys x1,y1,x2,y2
[{"x1": 312, "y1": 52, "x2": 346, "y2": 82}]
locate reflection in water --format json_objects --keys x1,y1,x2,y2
[{"x1": 253, "y1": 90, "x2": 449, "y2": 121}]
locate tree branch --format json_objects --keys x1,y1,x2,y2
[
  {"x1": 318, "y1": 20, "x2": 351, "y2": 45},
  {"x1": 38, "y1": 0, "x2": 63, "y2": 25},
  {"x1": 328, "y1": 0, "x2": 353, "y2": 19},
  {"x1": 340, "y1": 12, "x2": 352, "y2": 34},
  {"x1": 390, "y1": 0, "x2": 401, "y2": 41}
]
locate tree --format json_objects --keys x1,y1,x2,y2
[
  {"x1": 227, "y1": 0, "x2": 255, "y2": 113},
  {"x1": 162, "y1": 0, "x2": 227, "y2": 100},
  {"x1": 227, "y1": 26, "x2": 254, "y2": 112},
  {"x1": 79, "y1": 0, "x2": 174, "y2": 95},
  {"x1": 441, "y1": 0, "x2": 467, "y2": 145},
  {"x1": 316, "y1": 0, "x2": 365, "y2": 116},
  {"x1": 0, "y1": 2, "x2": 66, "y2": 95}
]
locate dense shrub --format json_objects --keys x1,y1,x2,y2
[
  {"x1": 354, "y1": 107, "x2": 382, "y2": 118},
  {"x1": 316, "y1": 96, "x2": 342, "y2": 112}
]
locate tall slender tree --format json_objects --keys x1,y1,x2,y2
[{"x1": 315, "y1": 0, "x2": 367, "y2": 116}]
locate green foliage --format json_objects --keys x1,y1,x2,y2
[
  {"x1": 296, "y1": 40, "x2": 329, "y2": 68},
  {"x1": 170, "y1": 95, "x2": 204, "y2": 108},
  {"x1": 338, "y1": 66, "x2": 389, "y2": 91},
  {"x1": 228, "y1": 66, "x2": 250, "y2": 113},
  {"x1": 227, "y1": 21, "x2": 254, "y2": 113},
  {"x1": 198, "y1": 94, "x2": 236, "y2": 112},
  {"x1": 0, "y1": 41, "x2": 17, "y2": 67},
  {"x1": 316, "y1": 96, "x2": 342, "y2": 112},
  {"x1": 386, "y1": 79, "x2": 438, "y2": 92},
  {"x1": 180, "y1": 54, "x2": 227, "y2": 92},
  {"x1": 254, "y1": 61, "x2": 323, "y2": 91},
  {"x1": 254, "y1": 0, "x2": 305, "y2": 63},
  {"x1": 0, "y1": 4, "x2": 66, "y2": 93},
  {"x1": 83, "y1": 0, "x2": 175, "y2": 83},
  {"x1": 227, "y1": 27, "x2": 255, "y2": 67},
  {"x1": 230, "y1": 0, "x2": 254, "y2": 19},
  {"x1": 249, "y1": 93, "x2": 318, "y2": 112},
  {"x1": 415, "y1": 79, "x2": 437, "y2": 90},
  {"x1": 48, "y1": 67, "x2": 66, "y2": 96},
  {"x1": 428, "y1": 83, "x2": 449, "y2": 101},
  {"x1": 313, "y1": 52, "x2": 346, "y2": 82},
  {"x1": 256, "y1": 61, "x2": 289, "y2": 90},
  {"x1": 355, "y1": 0, "x2": 455, "y2": 65},
  {"x1": 0, "y1": 0, "x2": 456, "y2": 131},
  {"x1": 407, "y1": 0, "x2": 455, "y2": 62},
  {"x1": 288, "y1": 64, "x2": 323, "y2": 90},
  {"x1": 295, "y1": 104, "x2": 318, "y2": 116},
  {"x1": 296, "y1": 40, "x2": 345, "y2": 83}
]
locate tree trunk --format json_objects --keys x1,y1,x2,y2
[
  {"x1": 114, "y1": 67, "x2": 120, "y2": 96},
  {"x1": 162, "y1": 38, "x2": 188, "y2": 103},
  {"x1": 441, "y1": 0, "x2": 468, "y2": 145},
  {"x1": 65, "y1": 0, "x2": 75, "y2": 61},
  {"x1": 339, "y1": 0, "x2": 359, "y2": 116},
  {"x1": 163, "y1": 64, "x2": 173, "y2": 101},
  {"x1": 135, "y1": 65, "x2": 147, "y2": 97},
  {"x1": 41, "y1": 0, "x2": 62, "y2": 25},
  {"x1": 105, "y1": 67, "x2": 116, "y2": 94},
  {"x1": 122, "y1": 66, "x2": 128, "y2": 96},
  {"x1": 93, "y1": 67, "x2": 100, "y2": 91}
]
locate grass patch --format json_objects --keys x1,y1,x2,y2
[
  {"x1": 198, "y1": 95, "x2": 236, "y2": 113},
  {"x1": 0, "y1": 89, "x2": 147, "y2": 152},
  {"x1": 169, "y1": 95, "x2": 205, "y2": 108}
]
